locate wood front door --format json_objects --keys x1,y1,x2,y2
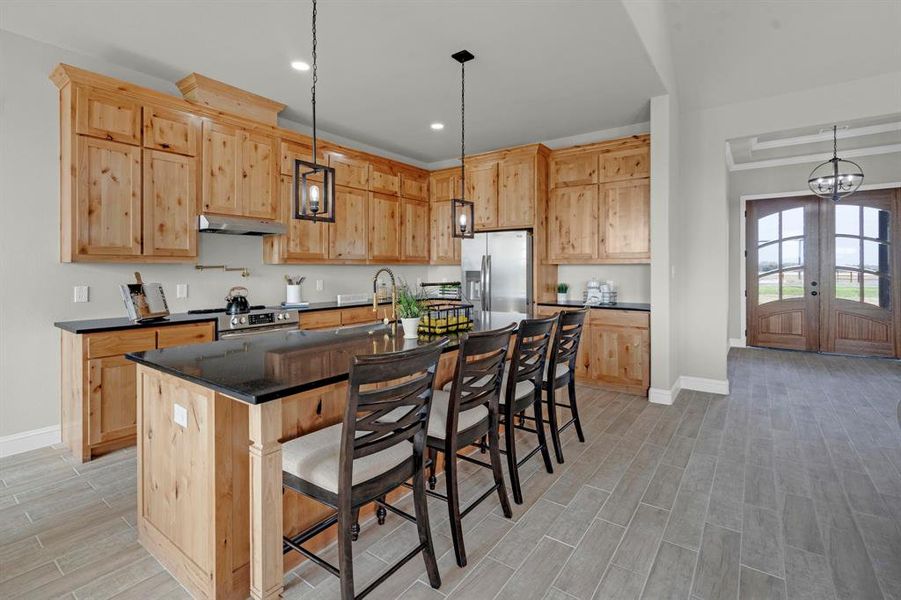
[{"x1": 747, "y1": 189, "x2": 900, "y2": 357}]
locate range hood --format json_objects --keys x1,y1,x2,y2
[{"x1": 198, "y1": 215, "x2": 286, "y2": 236}]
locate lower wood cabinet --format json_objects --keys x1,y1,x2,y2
[
  {"x1": 61, "y1": 321, "x2": 215, "y2": 461},
  {"x1": 534, "y1": 305, "x2": 650, "y2": 396},
  {"x1": 297, "y1": 306, "x2": 380, "y2": 330}
]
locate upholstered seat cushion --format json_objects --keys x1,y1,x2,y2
[
  {"x1": 546, "y1": 361, "x2": 569, "y2": 379},
  {"x1": 282, "y1": 423, "x2": 411, "y2": 494},
  {"x1": 427, "y1": 390, "x2": 489, "y2": 439}
]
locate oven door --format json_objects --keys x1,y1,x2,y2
[{"x1": 217, "y1": 324, "x2": 297, "y2": 340}]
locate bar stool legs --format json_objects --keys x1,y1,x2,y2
[
  {"x1": 545, "y1": 386, "x2": 566, "y2": 464},
  {"x1": 568, "y1": 378, "x2": 585, "y2": 443},
  {"x1": 413, "y1": 472, "x2": 442, "y2": 589}
]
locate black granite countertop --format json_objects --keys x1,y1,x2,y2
[
  {"x1": 537, "y1": 300, "x2": 650, "y2": 312},
  {"x1": 54, "y1": 299, "x2": 393, "y2": 334},
  {"x1": 126, "y1": 311, "x2": 528, "y2": 404}
]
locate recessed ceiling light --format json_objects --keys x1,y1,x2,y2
[
  {"x1": 291, "y1": 61, "x2": 310, "y2": 72},
  {"x1": 430, "y1": 122, "x2": 445, "y2": 131}
]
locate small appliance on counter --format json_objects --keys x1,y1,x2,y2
[
  {"x1": 120, "y1": 272, "x2": 170, "y2": 322},
  {"x1": 224, "y1": 286, "x2": 252, "y2": 315},
  {"x1": 584, "y1": 278, "x2": 617, "y2": 306}
]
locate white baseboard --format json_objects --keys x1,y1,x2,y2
[
  {"x1": 680, "y1": 376, "x2": 730, "y2": 396},
  {"x1": 649, "y1": 378, "x2": 682, "y2": 406},
  {"x1": 729, "y1": 338, "x2": 747, "y2": 348},
  {"x1": 0, "y1": 425, "x2": 61, "y2": 458}
]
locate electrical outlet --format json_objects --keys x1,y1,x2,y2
[
  {"x1": 73, "y1": 286, "x2": 89, "y2": 303},
  {"x1": 173, "y1": 403, "x2": 188, "y2": 428},
  {"x1": 176, "y1": 284, "x2": 188, "y2": 299},
  {"x1": 315, "y1": 279, "x2": 324, "y2": 291},
  {"x1": 416, "y1": 278, "x2": 422, "y2": 287}
]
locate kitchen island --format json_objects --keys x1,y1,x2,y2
[{"x1": 126, "y1": 312, "x2": 526, "y2": 600}]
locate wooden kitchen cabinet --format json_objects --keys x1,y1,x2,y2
[
  {"x1": 467, "y1": 160, "x2": 499, "y2": 229},
  {"x1": 143, "y1": 105, "x2": 201, "y2": 156},
  {"x1": 547, "y1": 184, "x2": 599, "y2": 263},
  {"x1": 241, "y1": 131, "x2": 278, "y2": 219},
  {"x1": 600, "y1": 146, "x2": 649, "y2": 182},
  {"x1": 62, "y1": 321, "x2": 215, "y2": 461},
  {"x1": 430, "y1": 169, "x2": 460, "y2": 203},
  {"x1": 329, "y1": 186, "x2": 369, "y2": 260},
  {"x1": 143, "y1": 149, "x2": 198, "y2": 258},
  {"x1": 75, "y1": 85, "x2": 142, "y2": 145},
  {"x1": 402, "y1": 198, "x2": 430, "y2": 262},
  {"x1": 430, "y1": 200, "x2": 461, "y2": 264},
  {"x1": 75, "y1": 136, "x2": 143, "y2": 258},
  {"x1": 549, "y1": 151, "x2": 598, "y2": 188},
  {"x1": 498, "y1": 155, "x2": 535, "y2": 227},
  {"x1": 264, "y1": 175, "x2": 330, "y2": 263},
  {"x1": 400, "y1": 170, "x2": 428, "y2": 200},
  {"x1": 369, "y1": 160, "x2": 400, "y2": 195},
  {"x1": 600, "y1": 178, "x2": 650, "y2": 261},
  {"x1": 368, "y1": 192, "x2": 402, "y2": 261},
  {"x1": 323, "y1": 149, "x2": 369, "y2": 190}
]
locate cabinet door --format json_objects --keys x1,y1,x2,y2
[
  {"x1": 401, "y1": 172, "x2": 428, "y2": 200},
  {"x1": 280, "y1": 140, "x2": 321, "y2": 176},
  {"x1": 324, "y1": 150, "x2": 369, "y2": 189},
  {"x1": 369, "y1": 162, "x2": 400, "y2": 195},
  {"x1": 87, "y1": 356, "x2": 137, "y2": 445},
  {"x1": 143, "y1": 149, "x2": 198, "y2": 258},
  {"x1": 430, "y1": 170, "x2": 459, "y2": 203},
  {"x1": 430, "y1": 200, "x2": 461, "y2": 265},
  {"x1": 201, "y1": 121, "x2": 241, "y2": 215},
  {"x1": 468, "y1": 161, "x2": 499, "y2": 229},
  {"x1": 600, "y1": 147, "x2": 649, "y2": 182},
  {"x1": 75, "y1": 86, "x2": 142, "y2": 145},
  {"x1": 588, "y1": 324, "x2": 649, "y2": 391},
  {"x1": 547, "y1": 184, "x2": 598, "y2": 263},
  {"x1": 368, "y1": 192, "x2": 402, "y2": 262},
  {"x1": 143, "y1": 106, "x2": 200, "y2": 156},
  {"x1": 402, "y1": 198, "x2": 430, "y2": 263},
  {"x1": 549, "y1": 152, "x2": 598, "y2": 188},
  {"x1": 329, "y1": 186, "x2": 368, "y2": 260},
  {"x1": 76, "y1": 137, "x2": 142, "y2": 257},
  {"x1": 498, "y1": 156, "x2": 535, "y2": 227},
  {"x1": 601, "y1": 179, "x2": 650, "y2": 261},
  {"x1": 241, "y1": 132, "x2": 278, "y2": 220},
  {"x1": 280, "y1": 174, "x2": 329, "y2": 260}
]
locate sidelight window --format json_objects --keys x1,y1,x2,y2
[
  {"x1": 834, "y1": 204, "x2": 891, "y2": 308},
  {"x1": 757, "y1": 207, "x2": 805, "y2": 305}
]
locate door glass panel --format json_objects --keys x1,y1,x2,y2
[
  {"x1": 781, "y1": 207, "x2": 804, "y2": 238},
  {"x1": 835, "y1": 237, "x2": 860, "y2": 269},
  {"x1": 758, "y1": 243, "x2": 779, "y2": 274},
  {"x1": 781, "y1": 239, "x2": 803, "y2": 269},
  {"x1": 835, "y1": 204, "x2": 860, "y2": 236},
  {"x1": 862, "y1": 207, "x2": 889, "y2": 241},
  {"x1": 758, "y1": 272, "x2": 780, "y2": 304},
  {"x1": 782, "y1": 270, "x2": 804, "y2": 299},
  {"x1": 863, "y1": 240, "x2": 889, "y2": 274},
  {"x1": 835, "y1": 269, "x2": 860, "y2": 302},
  {"x1": 758, "y1": 213, "x2": 779, "y2": 245},
  {"x1": 862, "y1": 272, "x2": 891, "y2": 308}
]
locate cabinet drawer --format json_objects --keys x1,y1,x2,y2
[
  {"x1": 340, "y1": 306, "x2": 379, "y2": 325},
  {"x1": 589, "y1": 309, "x2": 649, "y2": 329},
  {"x1": 86, "y1": 329, "x2": 157, "y2": 359},
  {"x1": 157, "y1": 322, "x2": 215, "y2": 348},
  {"x1": 299, "y1": 310, "x2": 342, "y2": 330}
]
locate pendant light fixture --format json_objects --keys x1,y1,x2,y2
[
  {"x1": 451, "y1": 49, "x2": 475, "y2": 239},
  {"x1": 807, "y1": 125, "x2": 864, "y2": 202},
  {"x1": 294, "y1": 0, "x2": 336, "y2": 223}
]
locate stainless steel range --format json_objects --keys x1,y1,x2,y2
[{"x1": 213, "y1": 307, "x2": 299, "y2": 339}]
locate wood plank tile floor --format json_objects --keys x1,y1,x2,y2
[{"x1": 2, "y1": 347, "x2": 899, "y2": 599}]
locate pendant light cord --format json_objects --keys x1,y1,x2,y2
[
  {"x1": 311, "y1": 0, "x2": 318, "y2": 160},
  {"x1": 460, "y1": 60, "x2": 466, "y2": 200}
]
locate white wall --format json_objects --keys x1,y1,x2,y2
[
  {"x1": 0, "y1": 31, "x2": 431, "y2": 438},
  {"x1": 674, "y1": 70, "x2": 901, "y2": 385},
  {"x1": 556, "y1": 265, "x2": 649, "y2": 303}
]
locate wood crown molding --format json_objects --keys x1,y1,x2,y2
[
  {"x1": 176, "y1": 72, "x2": 286, "y2": 126},
  {"x1": 429, "y1": 143, "x2": 551, "y2": 176},
  {"x1": 548, "y1": 133, "x2": 650, "y2": 158}
]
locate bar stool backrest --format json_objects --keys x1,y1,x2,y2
[
  {"x1": 506, "y1": 315, "x2": 558, "y2": 403},
  {"x1": 547, "y1": 309, "x2": 588, "y2": 383},
  {"x1": 341, "y1": 338, "x2": 448, "y2": 490}
]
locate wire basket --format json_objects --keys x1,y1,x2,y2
[{"x1": 418, "y1": 282, "x2": 473, "y2": 334}]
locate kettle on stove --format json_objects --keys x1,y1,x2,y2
[{"x1": 225, "y1": 286, "x2": 251, "y2": 314}]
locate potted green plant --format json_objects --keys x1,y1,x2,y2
[
  {"x1": 557, "y1": 283, "x2": 569, "y2": 303},
  {"x1": 397, "y1": 285, "x2": 424, "y2": 339}
]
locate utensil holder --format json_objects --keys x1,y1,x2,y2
[{"x1": 286, "y1": 285, "x2": 302, "y2": 304}]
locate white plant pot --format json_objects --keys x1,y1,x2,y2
[
  {"x1": 401, "y1": 317, "x2": 421, "y2": 339},
  {"x1": 557, "y1": 293, "x2": 568, "y2": 303}
]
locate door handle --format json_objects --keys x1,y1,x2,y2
[
  {"x1": 480, "y1": 255, "x2": 487, "y2": 312},
  {"x1": 485, "y1": 256, "x2": 492, "y2": 312}
]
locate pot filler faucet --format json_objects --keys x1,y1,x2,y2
[{"x1": 371, "y1": 268, "x2": 397, "y2": 323}]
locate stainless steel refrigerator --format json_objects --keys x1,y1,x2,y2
[{"x1": 461, "y1": 231, "x2": 532, "y2": 314}]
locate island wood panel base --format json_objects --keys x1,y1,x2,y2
[{"x1": 135, "y1": 351, "x2": 459, "y2": 600}]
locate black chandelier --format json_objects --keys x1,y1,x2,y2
[
  {"x1": 450, "y1": 50, "x2": 475, "y2": 239},
  {"x1": 294, "y1": 0, "x2": 336, "y2": 222},
  {"x1": 807, "y1": 125, "x2": 864, "y2": 202}
]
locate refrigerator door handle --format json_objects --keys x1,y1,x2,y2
[
  {"x1": 485, "y1": 255, "x2": 492, "y2": 312},
  {"x1": 480, "y1": 255, "x2": 488, "y2": 312}
]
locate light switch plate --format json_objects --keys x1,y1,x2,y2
[
  {"x1": 176, "y1": 284, "x2": 188, "y2": 299},
  {"x1": 315, "y1": 280, "x2": 324, "y2": 291},
  {"x1": 173, "y1": 403, "x2": 188, "y2": 428},
  {"x1": 73, "y1": 286, "x2": 89, "y2": 303}
]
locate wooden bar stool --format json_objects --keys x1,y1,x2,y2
[
  {"x1": 543, "y1": 308, "x2": 588, "y2": 464},
  {"x1": 281, "y1": 339, "x2": 448, "y2": 600},
  {"x1": 497, "y1": 315, "x2": 557, "y2": 504},
  {"x1": 424, "y1": 324, "x2": 516, "y2": 567}
]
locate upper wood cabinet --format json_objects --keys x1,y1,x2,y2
[
  {"x1": 369, "y1": 161, "x2": 400, "y2": 195},
  {"x1": 600, "y1": 179, "x2": 650, "y2": 261},
  {"x1": 262, "y1": 175, "x2": 330, "y2": 264},
  {"x1": 430, "y1": 170, "x2": 459, "y2": 203},
  {"x1": 143, "y1": 149, "x2": 198, "y2": 258},
  {"x1": 329, "y1": 186, "x2": 368, "y2": 261},
  {"x1": 498, "y1": 155, "x2": 535, "y2": 227},
  {"x1": 600, "y1": 147, "x2": 650, "y2": 182},
  {"x1": 549, "y1": 152, "x2": 598, "y2": 188},
  {"x1": 323, "y1": 149, "x2": 369, "y2": 190},
  {"x1": 368, "y1": 192, "x2": 402, "y2": 262},
  {"x1": 76, "y1": 137, "x2": 143, "y2": 258},
  {"x1": 547, "y1": 184, "x2": 598, "y2": 263},
  {"x1": 430, "y1": 200, "x2": 461, "y2": 265},
  {"x1": 400, "y1": 171, "x2": 428, "y2": 201},
  {"x1": 143, "y1": 106, "x2": 201, "y2": 156},
  {"x1": 201, "y1": 121, "x2": 277, "y2": 220},
  {"x1": 75, "y1": 86, "x2": 142, "y2": 145},
  {"x1": 467, "y1": 161, "x2": 499, "y2": 229},
  {"x1": 402, "y1": 198, "x2": 430, "y2": 262}
]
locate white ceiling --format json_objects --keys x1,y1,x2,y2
[{"x1": 0, "y1": 0, "x2": 665, "y2": 163}]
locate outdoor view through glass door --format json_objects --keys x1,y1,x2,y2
[{"x1": 746, "y1": 188, "x2": 901, "y2": 358}]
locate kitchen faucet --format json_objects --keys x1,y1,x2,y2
[{"x1": 371, "y1": 268, "x2": 397, "y2": 323}]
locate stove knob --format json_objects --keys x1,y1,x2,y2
[
  {"x1": 278, "y1": 313, "x2": 286, "y2": 320},
  {"x1": 240, "y1": 317, "x2": 247, "y2": 324},
  {"x1": 230, "y1": 317, "x2": 238, "y2": 326}
]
